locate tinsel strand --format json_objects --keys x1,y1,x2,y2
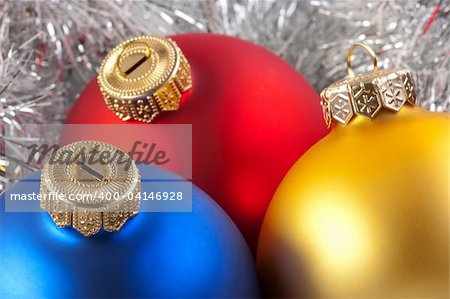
[{"x1": 1, "y1": 0, "x2": 448, "y2": 191}]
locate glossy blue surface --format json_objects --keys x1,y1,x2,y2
[{"x1": 0, "y1": 166, "x2": 259, "y2": 298}]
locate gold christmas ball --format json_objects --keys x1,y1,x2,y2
[{"x1": 257, "y1": 107, "x2": 449, "y2": 298}]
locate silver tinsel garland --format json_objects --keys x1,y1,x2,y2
[{"x1": 1, "y1": 0, "x2": 449, "y2": 191}]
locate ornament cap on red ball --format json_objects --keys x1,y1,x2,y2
[
  {"x1": 97, "y1": 35, "x2": 192, "y2": 123},
  {"x1": 65, "y1": 33, "x2": 329, "y2": 252}
]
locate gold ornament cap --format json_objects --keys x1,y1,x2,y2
[
  {"x1": 320, "y1": 42, "x2": 417, "y2": 128},
  {"x1": 40, "y1": 141, "x2": 141, "y2": 237},
  {"x1": 98, "y1": 35, "x2": 192, "y2": 123}
]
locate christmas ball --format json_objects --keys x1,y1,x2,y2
[
  {"x1": 65, "y1": 33, "x2": 329, "y2": 251},
  {"x1": 0, "y1": 165, "x2": 259, "y2": 298},
  {"x1": 257, "y1": 107, "x2": 449, "y2": 298}
]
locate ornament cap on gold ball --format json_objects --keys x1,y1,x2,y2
[
  {"x1": 98, "y1": 35, "x2": 192, "y2": 123},
  {"x1": 40, "y1": 141, "x2": 141, "y2": 237},
  {"x1": 320, "y1": 42, "x2": 417, "y2": 128}
]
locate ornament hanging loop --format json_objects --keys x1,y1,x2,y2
[
  {"x1": 346, "y1": 42, "x2": 378, "y2": 77},
  {"x1": 116, "y1": 40, "x2": 152, "y2": 77}
]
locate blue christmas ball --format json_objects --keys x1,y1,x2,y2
[{"x1": 0, "y1": 165, "x2": 259, "y2": 298}]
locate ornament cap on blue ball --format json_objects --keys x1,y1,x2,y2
[{"x1": 39, "y1": 140, "x2": 142, "y2": 236}]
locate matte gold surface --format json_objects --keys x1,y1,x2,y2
[
  {"x1": 98, "y1": 35, "x2": 192, "y2": 123},
  {"x1": 257, "y1": 107, "x2": 450, "y2": 298}
]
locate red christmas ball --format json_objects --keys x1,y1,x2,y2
[{"x1": 65, "y1": 33, "x2": 329, "y2": 251}]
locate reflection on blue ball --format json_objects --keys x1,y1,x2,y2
[{"x1": 0, "y1": 166, "x2": 259, "y2": 298}]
